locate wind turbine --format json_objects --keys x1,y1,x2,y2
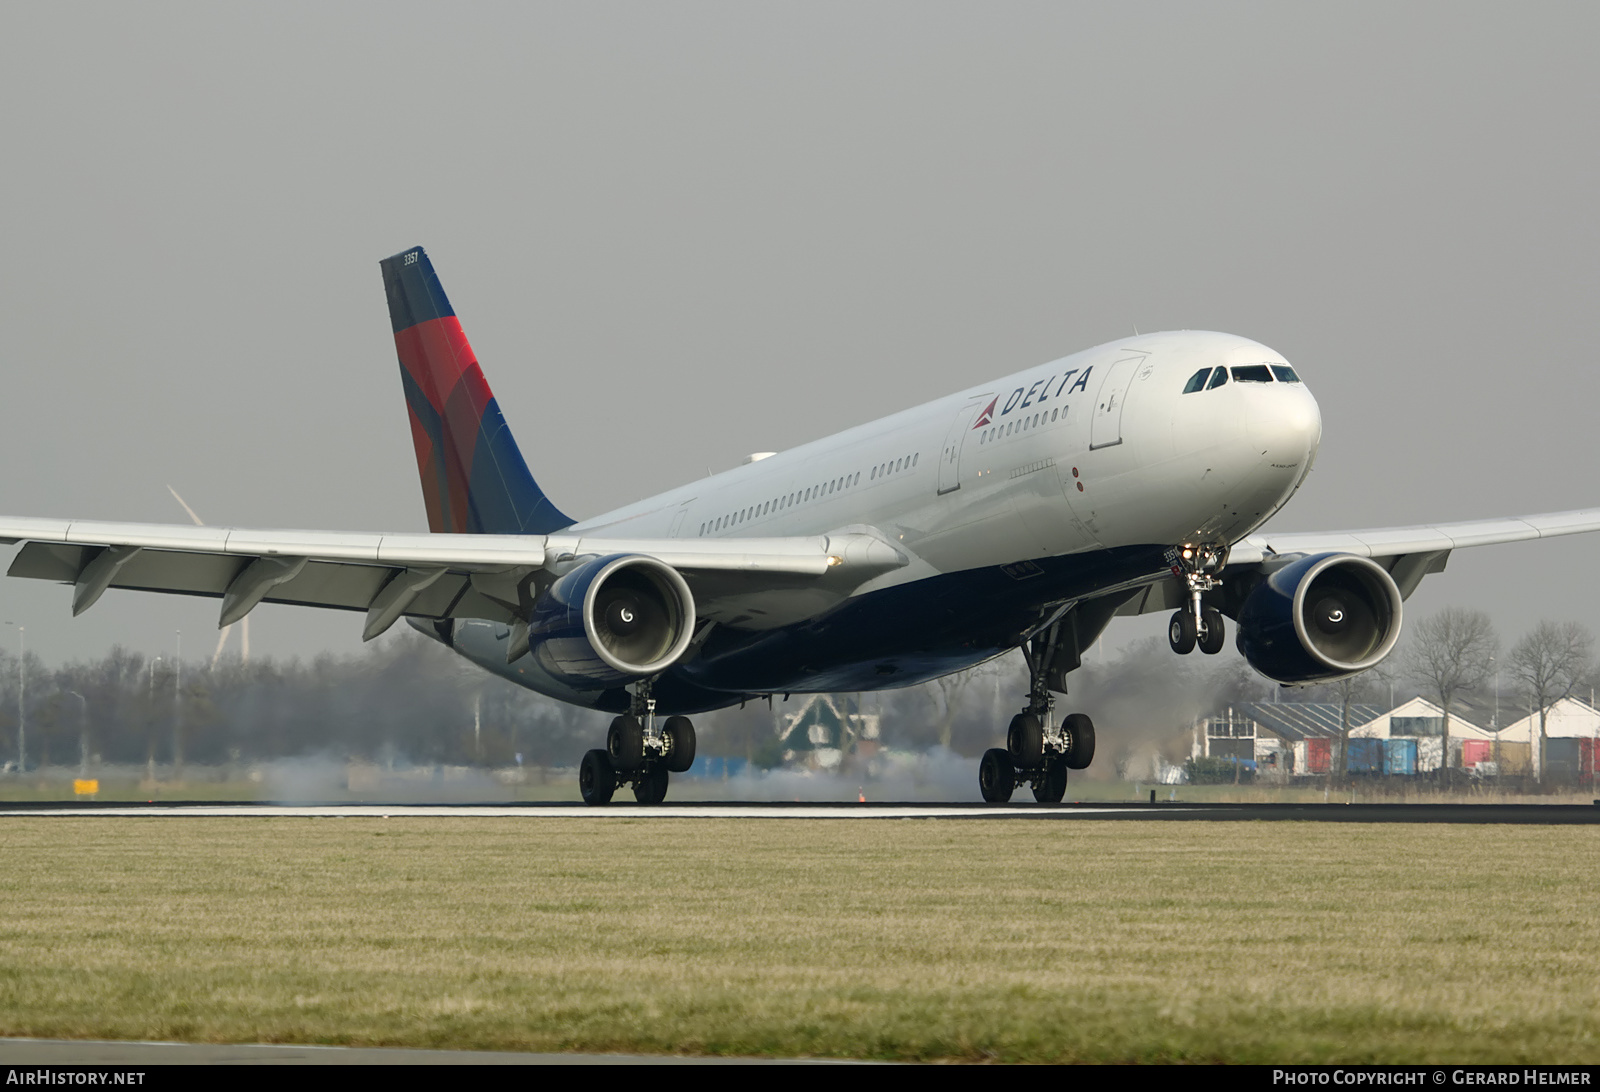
[{"x1": 167, "y1": 485, "x2": 249, "y2": 665}]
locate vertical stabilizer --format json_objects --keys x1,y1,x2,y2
[{"x1": 380, "y1": 246, "x2": 573, "y2": 535}]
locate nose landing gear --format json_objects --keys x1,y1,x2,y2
[
  {"x1": 579, "y1": 678, "x2": 697, "y2": 805},
  {"x1": 1167, "y1": 543, "x2": 1229, "y2": 657}
]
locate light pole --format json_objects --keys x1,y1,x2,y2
[
  {"x1": 4, "y1": 622, "x2": 23, "y2": 774},
  {"x1": 69, "y1": 690, "x2": 88, "y2": 777},
  {"x1": 147, "y1": 655, "x2": 162, "y2": 783},
  {"x1": 1490, "y1": 655, "x2": 1501, "y2": 771},
  {"x1": 173, "y1": 630, "x2": 182, "y2": 781}
]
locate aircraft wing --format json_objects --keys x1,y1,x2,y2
[
  {"x1": 0, "y1": 517, "x2": 907, "y2": 639},
  {"x1": 1113, "y1": 507, "x2": 1600, "y2": 617}
]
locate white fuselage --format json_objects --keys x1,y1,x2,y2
[{"x1": 571, "y1": 330, "x2": 1322, "y2": 591}]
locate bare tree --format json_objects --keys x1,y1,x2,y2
[
  {"x1": 1508, "y1": 621, "x2": 1595, "y2": 785},
  {"x1": 1402, "y1": 607, "x2": 1498, "y2": 781}
]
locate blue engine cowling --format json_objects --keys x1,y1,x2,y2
[
  {"x1": 527, "y1": 554, "x2": 697, "y2": 689},
  {"x1": 1235, "y1": 553, "x2": 1403, "y2": 684}
]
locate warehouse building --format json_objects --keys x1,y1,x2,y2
[
  {"x1": 1496, "y1": 697, "x2": 1599, "y2": 784},
  {"x1": 1348, "y1": 697, "x2": 1501, "y2": 773},
  {"x1": 1198, "y1": 703, "x2": 1382, "y2": 781}
]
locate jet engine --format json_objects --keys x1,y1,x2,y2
[
  {"x1": 527, "y1": 554, "x2": 696, "y2": 689},
  {"x1": 1234, "y1": 553, "x2": 1403, "y2": 685}
]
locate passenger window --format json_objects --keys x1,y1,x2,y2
[
  {"x1": 1270, "y1": 364, "x2": 1301, "y2": 383},
  {"x1": 1183, "y1": 369, "x2": 1210, "y2": 394},
  {"x1": 1231, "y1": 365, "x2": 1273, "y2": 383},
  {"x1": 1206, "y1": 368, "x2": 1228, "y2": 391}
]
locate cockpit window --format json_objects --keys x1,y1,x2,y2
[
  {"x1": 1206, "y1": 367, "x2": 1228, "y2": 391},
  {"x1": 1182, "y1": 368, "x2": 1210, "y2": 394},
  {"x1": 1270, "y1": 364, "x2": 1301, "y2": 383},
  {"x1": 1231, "y1": 365, "x2": 1274, "y2": 383}
]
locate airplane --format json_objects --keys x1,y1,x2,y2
[{"x1": 5, "y1": 245, "x2": 1600, "y2": 805}]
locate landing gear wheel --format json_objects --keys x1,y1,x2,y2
[
  {"x1": 1007, "y1": 713, "x2": 1044, "y2": 766},
  {"x1": 1198, "y1": 608, "x2": 1226, "y2": 655},
  {"x1": 633, "y1": 765, "x2": 669, "y2": 805},
  {"x1": 662, "y1": 716, "x2": 697, "y2": 773},
  {"x1": 1033, "y1": 759, "x2": 1068, "y2": 803},
  {"x1": 607, "y1": 714, "x2": 645, "y2": 770},
  {"x1": 979, "y1": 748, "x2": 1015, "y2": 803},
  {"x1": 579, "y1": 749, "x2": 616, "y2": 806},
  {"x1": 1062, "y1": 712, "x2": 1096, "y2": 770},
  {"x1": 1168, "y1": 610, "x2": 1197, "y2": 655}
]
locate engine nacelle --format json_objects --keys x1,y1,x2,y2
[
  {"x1": 1235, "y1": 553, "x2": 1403, "y2": 684},
  {"x1": 527, "y1": 554, "x2": 696, "y2": 689}
]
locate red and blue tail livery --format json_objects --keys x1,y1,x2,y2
[{"x1": 380, "y1": 246, "x2": 572, "y2": 535}]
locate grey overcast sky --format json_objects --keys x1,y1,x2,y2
[{"x1": 1, "y1": 2, "x2": 1597, "y2": 667}]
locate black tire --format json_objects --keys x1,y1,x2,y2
[
  {"x1": 633, "y1": 765, "x2": 669, "y2": 805},
  {"x1": 579, "y1": 749, "x2": 616, "y2": 806},
  {"x1": 1168, "y1": 610, "x2": 1197, "y2": 655},
  {"x1": 1063, "y1": 712, "x2": 1096, "y2": 770},
  {"x1": 1198, "y1": 608, "x2": 1226, "y2": 655},
  {"x1": 1033, "y1": 758, "x2": 1068, "y2": 803},
  {"x1": 1007, "y1": 713, "x2": 1044, "y2": 766},
  {"x1": 662, "y1": 715, "x2": 696, "y2": 773},
  {"x1": 607, "y1": 714, "x2": 645, "y2": 770},
  {"x1": 979, "y1": 748, "x2": 1015, "y2": 803}
]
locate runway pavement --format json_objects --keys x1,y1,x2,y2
[{"x1": 1, "y1": 800, "x2": 1596, "y2": 822}]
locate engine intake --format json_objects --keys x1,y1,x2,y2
[
  {"x1": 1235, "y1": 553, "x2": 1403, "y2": 684},
  {"x1": 527, "y1": 554, "x2": 696, "y2": 688}
]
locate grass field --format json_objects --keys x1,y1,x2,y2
[{"x1": 1, "y1": 818, "x2": 1596, "y2": 1062}]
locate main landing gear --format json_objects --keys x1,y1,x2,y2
[
  {"x1": 979, "y1": 628, "x2": 1096, "y2": 803},
  {"x1": 579, "y1": 678, "x2": 696, "y2": 806},
  {"x1": 1167, "y1": 542, "x2": 1228, "y2": 657}
]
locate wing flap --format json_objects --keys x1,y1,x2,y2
[
  {"x1": 0, "y1": 518, "x2": 868, "y2": 575},
  {"x1": 0, "y1": 517, "x2": 902, "y2": 632}
]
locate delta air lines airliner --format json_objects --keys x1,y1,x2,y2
[{"x1": 5, "y1": 247, "x2": 1598, "y2": 804}]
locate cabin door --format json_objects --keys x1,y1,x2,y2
[
  {"x1": 1089, "y1": 354, "x2": 1147, "y2": 450},
  {"x1": 937, "y1": 395, "x2": 993, "y2": 494}
]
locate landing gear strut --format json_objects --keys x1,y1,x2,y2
[
  {"x1": 579, "y1": 678, "x2": 697, "y2": 806},
  {"x1": 979, "y1": 623, "x2": 1097, "y2": 803},
  {"x1": 1167, "y1": 542, "x2": 1228, "y2": 657}
]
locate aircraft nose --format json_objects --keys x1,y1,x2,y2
[{"x1": 1249, "y1": 386, "x2": 1322, "y2": 471}]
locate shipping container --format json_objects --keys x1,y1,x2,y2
[
  {"x1": 1496, "y1": 741, "x2": 1532, "y2": 774},
  {"x1": 1306, "y1": 738, "x2": 1332, "y2": 774},
  {"x1": 1383, "y1": 738, "x2": 1418, "y2": 776},
  {"x1": 1347, "y1": 738, "x2": 1384, "y2": 774},
  {"x1": 1462, "y1": 740, "x2": 1492, "y2": 768},
  {"x1": 1579, "y1": 738, "x2": 1595, "y2": 785},
  {"x1": 685, "y1": 756, "x2": 749, "y2": 780},
  {"x1": 1545, "y1": 738, "x2": 1581, "y2": 783}
]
